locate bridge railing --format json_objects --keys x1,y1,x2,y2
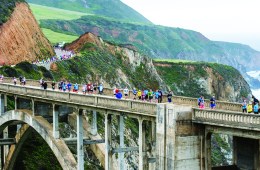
[
  {"x1": 0, "y1": 83, "x2": 157, "y2": 116},
  {"x1": 2, "y1": 77, "x2": 242, "y2": 112},
  {"x1": 173, "y1": 96, "x2": 242, "y2": 112},
  {"x1": 193, "y1": 108, "x2": 260, "y2": 129}
]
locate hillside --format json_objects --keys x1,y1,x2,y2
[
  {"x1": 39, "y1": 15, "x2": 260, "y2": 73},
  {"x1": 0, "y1": 2, "x2": 55, "y2": 65},
  {"x1": 154, "y1": 60, "x2": 250, "y2": 102},
  {"x1": 0, "y1": 32, "x2": 250, "y2": 102},
  {"x1": 27, "y1": 0, "x2": 151, "y2": 24}
]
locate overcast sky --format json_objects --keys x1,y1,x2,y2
[{"x1": 121, "y1": 0, "x2": 260, "y2": 51}]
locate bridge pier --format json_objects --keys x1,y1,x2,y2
[
  {"x1": 156, "y1": 104, "x2": 166, "y2": 169},
  {"x1": 138, "y1": 117, "x2": 144, "y2": 170},
  {"x1": 14, "y1": 95, "x2": 17, "y2": 110},
  {"x1": 91, "y1": 110, "x2": 97, "y2": 136},
  {"x1": 148, "y1": 120, "x2": 156, "y2": 170},
  {"x1": 77, "y1": 109, "x2": 84, "y2": 170},
  {"x1": 105, "y1": 113, "x2": 112, "y2": 170},
  {"x1": 53, "y1": 104, "x2": 60, "y2": 139},
  {"x1": 118, "y1": 114, "x2": 125, "y2": 170},
  {"x1": 205, "y1": 132, "x2": 212, "y2": 170}
]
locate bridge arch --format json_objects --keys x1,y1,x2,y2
[{"x1": 0, "y1": 110, "x2": 77, "y2": 170}]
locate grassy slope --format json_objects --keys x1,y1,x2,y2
[
  {"x1": 42, "y1": 28, "x2": 78, "y2": 44},
  {"x1": 29, "y1": 3, "x2": 88, "y2": 21},
  {"x1": 29, "y1": 3, "x2": 83, "y2": 44},
  {"x1": 27, "y1": 0, "x2": 151, "y2": 24}
]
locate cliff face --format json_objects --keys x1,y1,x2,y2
[
  {"x1": 0, "y1": 3, "x2": 54, "y2": 65},
  {"x1": 53, "y1": 32, "x2": 165, "y2": 89},
  {"x1": 154, "y1": 61, "x2": 251, "y2": 102}
]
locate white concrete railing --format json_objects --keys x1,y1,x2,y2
[
  {"x1": 193, "y1": 108, "x2": 260, "y2": 128},
  {"x1": 0, "y1": 84, "x2": 157, "y2": 116},
  {"x1": 174, "y1": 96, "x2": 242, "y2": 112},
  {"x1": 3, "y1": 77, "x2": 243, "y2": 112}
]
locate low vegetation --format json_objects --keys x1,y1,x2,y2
[{"x1": 0, "y1": 0, "x2": 25, "y2": 25}]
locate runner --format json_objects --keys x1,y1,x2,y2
[
  {"x1": 82, "y1": 84, "x2": 87, "y2": 94},
  {"x1": 132, "y1": 88, "x2": 137, "y2": 100},
  {"x1": 73, "y1": 83, "x2": 79, "y2": 93},
  {"x1": 98, "y1": 83, "x2": 103, "y2": 95},
  {"x1": 167, "y1": 91, "x2": 173, "y2": 103},
  {"x1": 93, "y1": 82, "x2": 98, "y2": 94},
  {"x1": 158, "y1": 89, "x2": 163, "y2": 103},
  {"x1": 22, "y1": 77, "x2": 26, "y2": 86},
  {"x1": 62, "y1": 82, "x2": 67, "y2": 92},
  {"x1": 148, "y1": 89, "x2": 154, "y2": 102},
  {"x1": 242, "y1": 99, "x2": 247, "y2": 113},
  {"x1": 13, "y1": 77, "x2": 17, "y2": 85},
  {"x1": 137, "y1": 90, "x2": 142, "y2": 100},
  {"x1": 199, "y1": 96, "x2": 205, "y2": 109},
  {"x1": 123, "y1": 87, "x2": 129, "y2": 99},
  {"x1": 51, "y1": 81, "x2": 56, "y2": 90},
  {"x1": 67, "y1": 82, "x2": 72, "y2": 92},
  {"x1": 210, "y1": 95, "x2": 216, "y2": 109}
]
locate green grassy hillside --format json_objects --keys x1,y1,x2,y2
[
  {"x1": 0, "y1": 0, "x2": 25, "y2": 24},
  {"x1": 28, "y1": 2, "x2": 260, "y2": 73},
  {"x1": 29, "y1": 3, "x2": 88, "y2": 22},
  {"x1": 27, "y1": 0, "x2": 151, "y2": 24}
]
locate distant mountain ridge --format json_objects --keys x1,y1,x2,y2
[
  {"x1": 39, "y1": 15, "x2": 260, "y2": 72},
  {"x1": 27, "y1": 0, "x2": 152, "y2": 24}
]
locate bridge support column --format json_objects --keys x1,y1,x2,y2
[
  {"x1": 118, "y1": 114, "x2": 125, "y2": 170},
  {"x1": 91, "y1": 110, "x2": 97, "y2": 135},
  {"x1": 148, "y1": 120, "x2": 156, "y2": 170},
  {"x1": 105, "y1": 113, "x2": 112, "y2": 170},
  {"x1": 14, "y1": 95, "x2": 17, "y2": 110},
  {"x1": 77, "y1": 109, "x2": 84, "y2": 170},
  {"x1": 31, "y1": 99, "x2": 35, "y2": 116},
  {"x1": 0, "y1": 94, "x2": 3, "y2": 116},
  {"x1": 4, "y1": 95, "x2": 7, "y2": 113},
  {"x1": 2, "y1": 127, "x2": 9, "y2": 166},
  {"x1": 205, "y1": 132, "x2": 212, "y2": 170},
  {"x1": 53, "y1": 104, "x2": 59, "y2": 139},
  {"x1": 156, "y1": 104, "x2": 166, "y2": 169},
  {"x1": 138, "y1": 117, "x2": 144, "y2": 170}
]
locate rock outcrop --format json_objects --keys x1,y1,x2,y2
[{"x1": 0, "y1": 3, "x2": 54, "y2": 65}]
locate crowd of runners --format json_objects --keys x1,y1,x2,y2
[
  {"x1": 32, "y1": 48, "x2": 75, "y2": 65},
  {"x1": 38, "y1": 78, "x2": 173, "y2": 103},
  {"x1": 0, "y1": 75, "x2": 257, "y2": 109}
]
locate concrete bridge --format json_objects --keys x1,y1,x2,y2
[{"x1": 0, "y1": 82, "x2": 258, "y2": 170}]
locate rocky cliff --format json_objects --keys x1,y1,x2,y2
[
  {"x1": 51, "y1": 32, "x2": 165, "y2": 90},
  {"x1": 154, "y1": 60, "x2": 251, "y2": 102},
  {"x1": 0, "y1": 3, "x2": 54, "y2": 65}
]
